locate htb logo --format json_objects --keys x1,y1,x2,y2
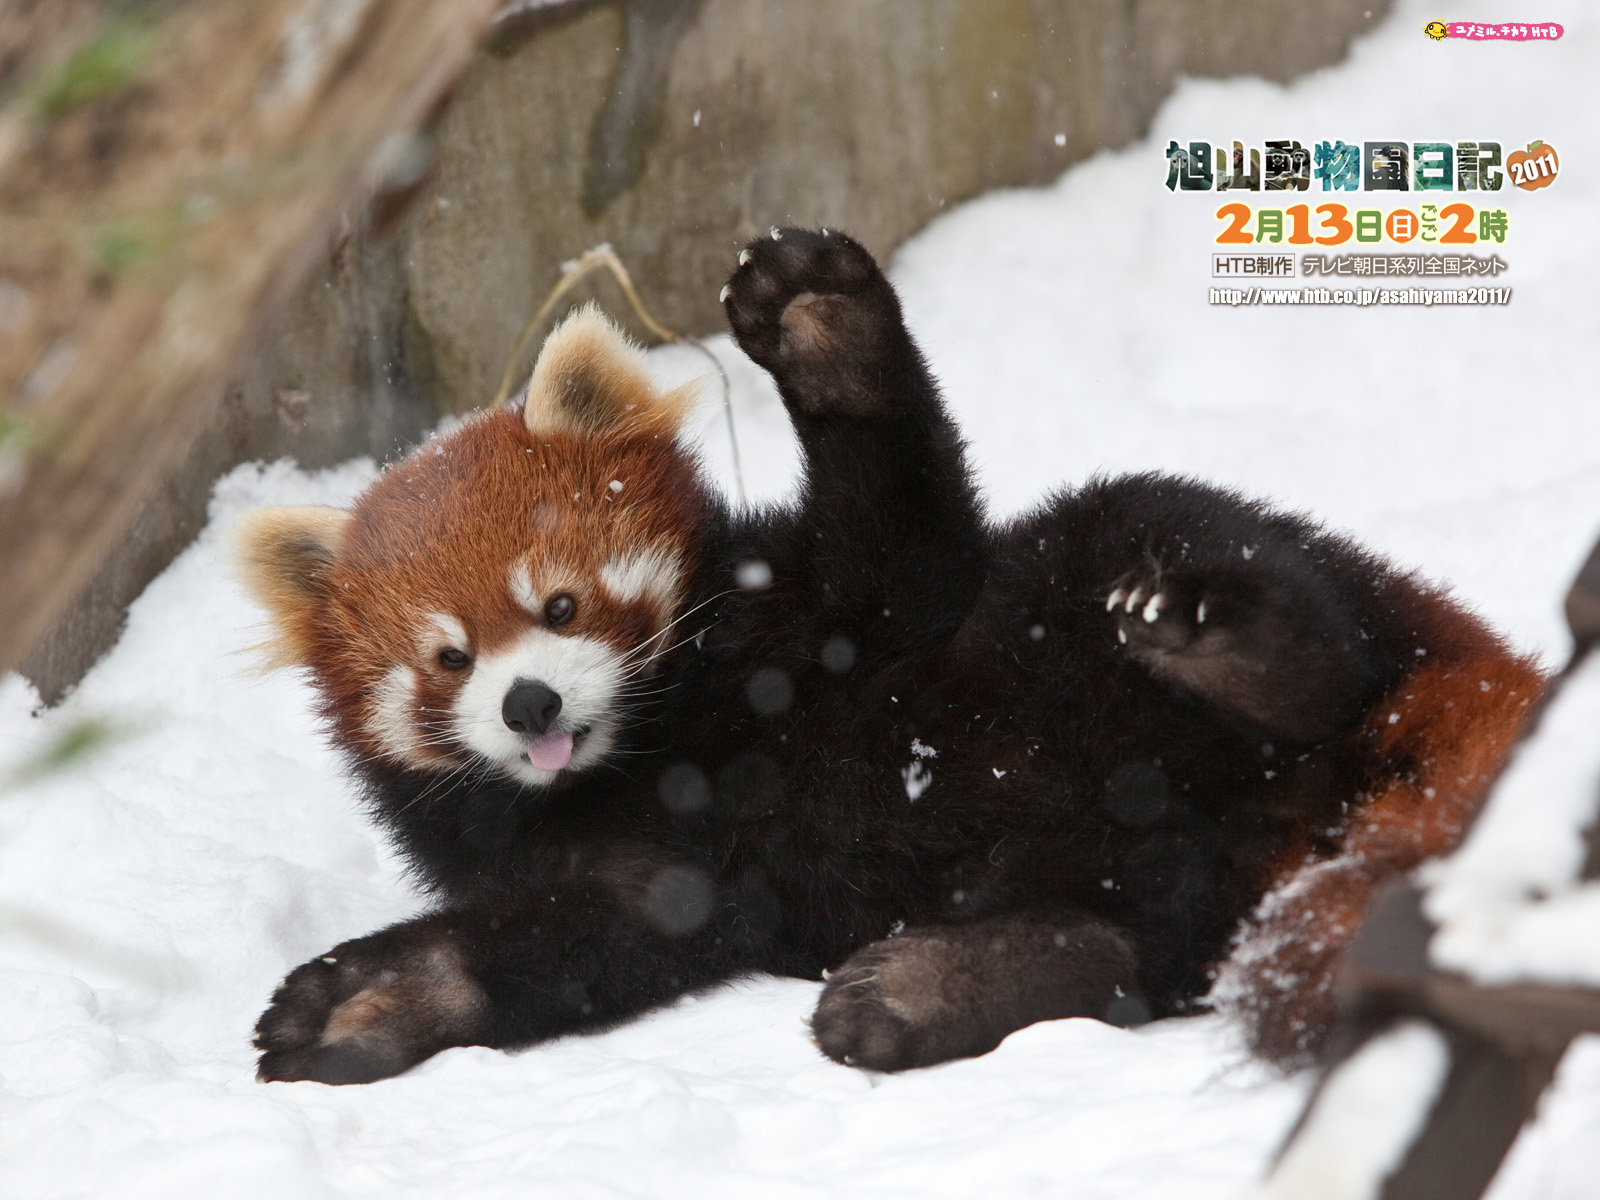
[{"x1": 1422, "y1": 20, "x2": 1564, "y2": 41}]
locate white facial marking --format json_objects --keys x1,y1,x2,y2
[
  {"x1": 509, "y1": 562, "x2": 541, "y2": 615},
  {"x1": 453, "y1": 629, "x2": 629, "y2": 787},
  {"x1": 424, "y1": 612, "x2": 469, "y2": 651},
  {"x1": 368, "y1": 665, "x2": 422, "y2": 761},
  {"x1": 600, "y1": 546, "x2": 683, "y2": 611}
]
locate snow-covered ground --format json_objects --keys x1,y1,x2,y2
[{"x1": 4, "y1": 1, "x2": 1598, "y2": 1195}]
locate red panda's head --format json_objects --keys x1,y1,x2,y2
[{"x1": 234, "y1": 308, "x2": 706, "y2": 787}]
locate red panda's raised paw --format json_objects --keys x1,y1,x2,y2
[{"x1": 721, "y1": 226, "x2": 915, "y2": 420}]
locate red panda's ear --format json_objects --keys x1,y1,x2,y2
[
  {"x1": 232, "y1": 506, "x2": 351, "y2": 666},
  {"x1": 523, "y1": 305, "x2": 699, "y2": 440}
]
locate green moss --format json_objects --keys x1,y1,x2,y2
[
  {"x1": 0, "y1": 409, "x2": 57, "y2": 457},
  {"x1": 0, "y1": 717, "x2": 141, "y2": 793},
  {"x1": 0, "y1": 410, "x2": 34, "y2": 449},
  {"x1": 90, "y1": 206, "x2": 184, "y2": 279},
  {"x1": 35, "y1": 14, "x2": 156, "y2": 118}
]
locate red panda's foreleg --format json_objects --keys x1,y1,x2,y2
[{"x1": 721, "y1": 227, "x2": 986, "y2": 663}]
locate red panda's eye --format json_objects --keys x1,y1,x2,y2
[
  {"x1": 544, "y1": 593, "x2": 575, "y2": 625},
  {"x1": 439, "y1": 648, "x2": 472, "y2": 671}
]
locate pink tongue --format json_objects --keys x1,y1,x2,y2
[{"x1": 527, "y1": 730, "x2": 575, "y2": 771}]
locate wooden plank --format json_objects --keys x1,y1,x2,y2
[
  {"x1": 1566, "y1": 537, "x2": 1600, "y2": 648},
  {"x1": 1316, "y1": 883, "x2": 1599, "y2": 1199},
  {"x1": 1424, "y1": 973, "x2": 1600, "y2": 1052},
  {"x1": 1382, "y1": 1025, "x2": 1565, "y2": 1200},
  {"x1": 1268, "y1": 535, "x2": 1600, "y2": 1199},
  {"x1": 1338, "y1": 883, "x2": 1600, "y2": 1050}
]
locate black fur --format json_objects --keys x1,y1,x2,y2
[{"x1": 257, "y1": 229, "x2": 1433, "y2": 1083}]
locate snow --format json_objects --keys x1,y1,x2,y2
[
  {"x1": 5, "y1": 0, "x2": 1600, "y2": 1195},
  {"x1": 1249, "y1": 1021, "x2": 1451, "y2": 1200}
]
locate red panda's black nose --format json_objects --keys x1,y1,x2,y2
[{"x1": 503, "y1": 680, "x2": 563, "y2": 736}]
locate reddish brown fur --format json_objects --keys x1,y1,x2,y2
[
  {"x1": 1218, "y1": 577, "x2": 1548, "y2": 1063},
  {"x1": 305, "y1": 409, "x2": 705, "y2": 763}
]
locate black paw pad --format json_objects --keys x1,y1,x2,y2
[
  {"x1": 721, "y1": 227, "x2": 908, "y2": 417},
  {"x1": 253, "y1": 938, "x2": 486, "y2": 1085},
  {"x1": 811, "y1": 958, "x2": 924, "y2": 1073},
  {"x1": 253, "y1": 955, "x2": 342, "y2": 1059}
]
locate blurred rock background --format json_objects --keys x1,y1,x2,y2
[{"x1": 1, "y1": 0, "x2": 1386, "y2": 701}]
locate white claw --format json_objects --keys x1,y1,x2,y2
[
  {"x1": 738, "y1": 248, "x2": 752, "y2": 266},
  {"x1": 1124, "y1": 587, "x2": 1145, "y2": 614},
  {"x1": 719, "y1": 284, "x2": 732, "y2": 303},
  {"x1": 770, "y1": 226, "x2": 783, "y2": 240},
  {"x1": 1196, "y1": 599, "x2": 1208, "y2": 624},
  {"x1": 1142, "y1": 593, "x2": 1164, "y2": 623},
  {"x1": 1117, "y1": 627, "x2": 1128, "y2": 645},
  {"x1": 821, "y1": 227, "x2": 831, "y2": 237},
  {"x1": 1105, "y1": 588, "x2": 1126, "y2": 612},
  {"x1": 821, "y1": 968, "x2": 833, "y2": 981}
]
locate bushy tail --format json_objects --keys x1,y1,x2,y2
[{"x1": 1213, "y1": 648, "x2": 1547, "y2": 1066}]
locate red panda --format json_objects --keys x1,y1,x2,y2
[
  {"x1": 238, "y1": 309, "x2": 705, "y2": 793},
  {"x1": 236, "y1": 227, "x2": 1542, "y2": 1085}
]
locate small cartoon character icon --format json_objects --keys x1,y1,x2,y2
[{"x1": 1423, "y1": 20, "x2": 1449, "y2": 40}]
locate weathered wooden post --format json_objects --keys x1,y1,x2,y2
[{"x1": 1257, "y1": 537, "x2": 1600, "y2": 1199}]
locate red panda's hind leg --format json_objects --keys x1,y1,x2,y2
[
  {"x1": 811, "y1": 909, "x2": 1141, "y2": 1072},
  {"x1": 1108, "y1": 558, "x2": 1376, "y2": 743}
]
